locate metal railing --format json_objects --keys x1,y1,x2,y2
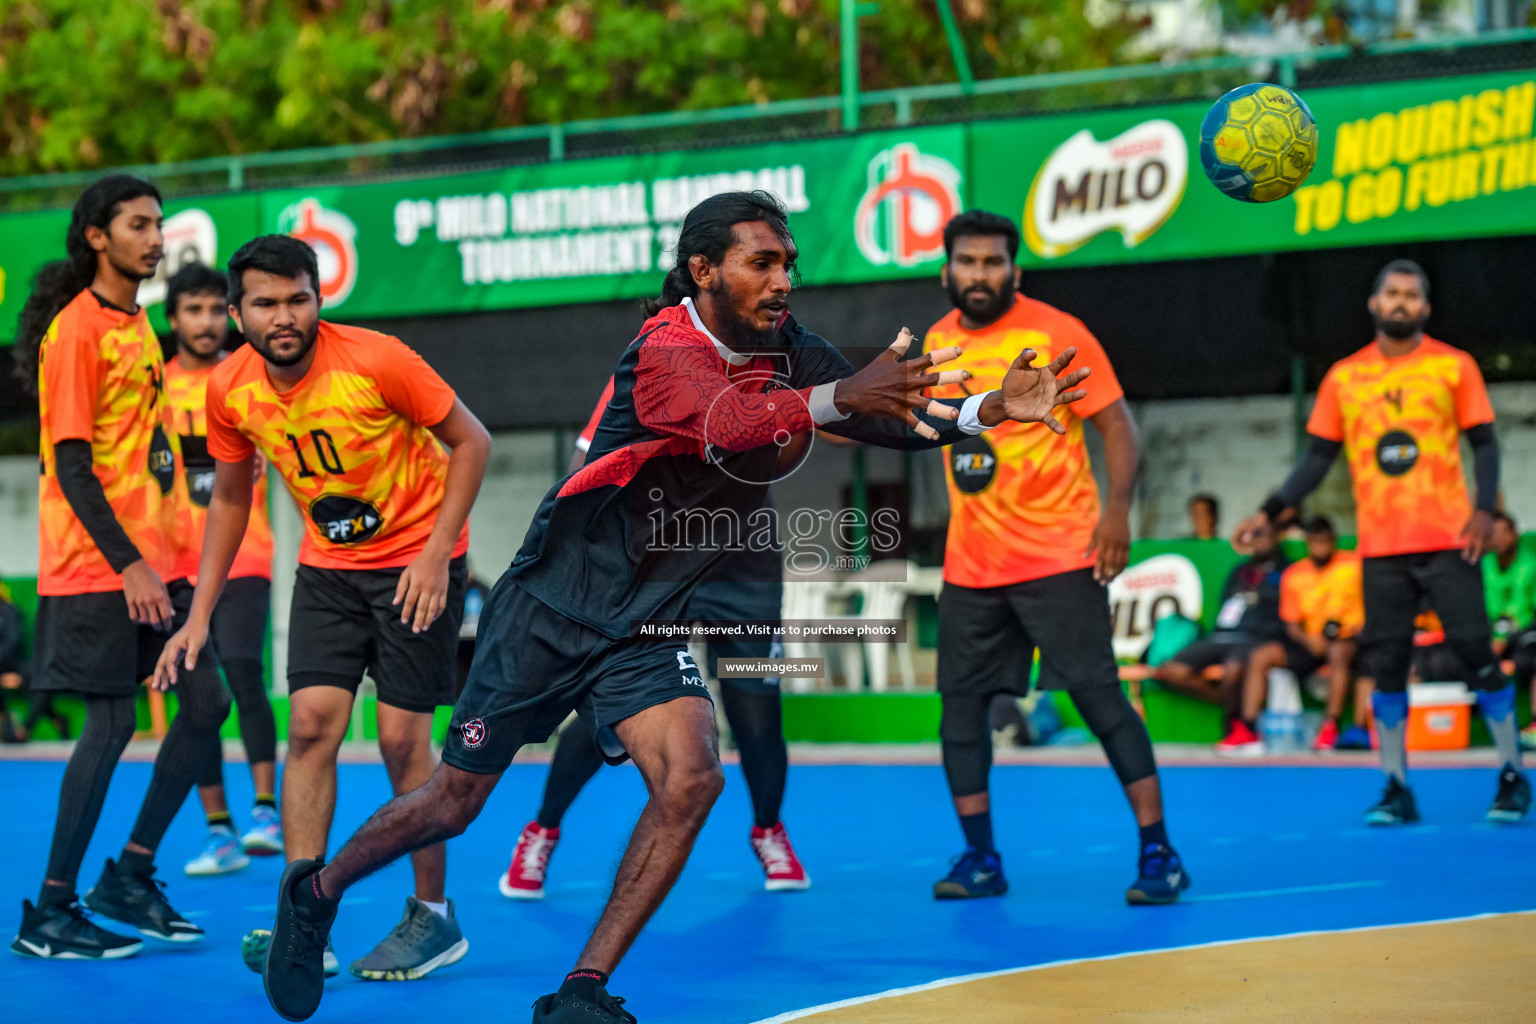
[{"x1": 1, "y1": 27, "x2": 1533, "y2": 210}]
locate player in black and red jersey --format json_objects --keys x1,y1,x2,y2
[{"x1": 248, "y1": 191, "x2": 1089, "y2": 1024}]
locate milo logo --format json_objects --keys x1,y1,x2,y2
[
  {"x1": 309, "y1": 494, "x2": 383, "y2": 545},
  {"x1": 950, "y1": 435, "x2": 997, "y2": 494},
  {"x1": 1376, "y1": 429, "x2": 1419, "y2": 476}
]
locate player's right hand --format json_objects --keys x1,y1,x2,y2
[
  {"x1": 122, "y1": 558, "x2": 174, "y2": 632},
  {"x1": 831, "y1": 328, "x2": 971, "y2": 440},
  {"x1": 152, "y1": 620, "x2": 209, "y2": 691}
]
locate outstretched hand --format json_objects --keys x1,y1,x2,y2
[
  {"x1": 832, "y1": 328, "x2": 971, "y2": 441},
  {"x1": 997, "y1": 347, "x2": 1091, "y2": 434}
]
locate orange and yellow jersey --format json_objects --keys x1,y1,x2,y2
[
  {"x1": 164, "y1": 359, "x2": 274, "y2": 582},
  {"x1": 924, "y1": 294, "x2": 1124, "y2": 588},
  {"x1": 36, "y1": 289, "x2": 175, "y2": 595},
  {"x1": 1308, "y1": 336, "x2": 1492, "y2": 559},
  {"x1": 205, "y1": 321, "x2": 467, "y2": 571},
  {"x1": 1279, "y1": 550, "x2": 1364, "y2": 639}
]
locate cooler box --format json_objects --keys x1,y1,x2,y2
[{"x1": 1406, "y1": 682, "x2": 1474, "y2": 751}]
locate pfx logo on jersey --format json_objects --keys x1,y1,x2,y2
[
  {"x1": 278, "y1": 199, "x2": 358, "y2": 307},
  {"x1": 309, "y1": 495, "x2": 384, "y2": 545},
  {"x1": 949, "y1": 435, "x2": 997, "y2": 494},
  {"x1": 1023, "y1": 120, "x2": 1188, "y2": 259},
  {"x1": 854, "y1": 143, "x2": 962, "y2": 268},
  {"x1": 1376, "y1": 430, "x2": 1420, "y2": 476},
  {"x1": 461, "y1": 718, "x2": 487, "y2": 750}
]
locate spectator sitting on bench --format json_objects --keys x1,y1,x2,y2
[
  {"x1": 1481, "y1": 512, "x2": 1536, "y2": 750},
  {"x1": 1238, "y1": 516, "x2": 1371, "y2": 753},
  {"x1": 1187, "y1": 493, "x2": 1219, "y2": 541},
  {"x1": 1154, "y1": 520, "x2": 1290, "y2": 752}
]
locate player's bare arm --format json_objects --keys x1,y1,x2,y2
[
  {"x1": 1085, "y1": 398, "x2": 1139, "y2": 582},
  {"x1": 394, "y1": 398, "x2": 491, "y2": 633},
  {"x1": 153, "y1": 454, "x2": 256, "y2": 688}
]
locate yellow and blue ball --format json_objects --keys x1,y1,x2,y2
[{"x1": 1198, "y1": 83, "x2": 1319, "y2": 203}]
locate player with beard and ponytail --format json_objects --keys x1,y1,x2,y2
[
  {"x1": 1233, "y1": 259, "x2": 1530, "y2": 824},
  {"x1": 160, "y1": 263, "x2": 284, "y2": 876},
  {"x1": 232, "y1": 190, "x2": 1090, "y2": 1024},
  {"x1": 154, "y1": 235, "x2": 492, "y2": 983},
  {"x1": 921, "y1": 210, "x2": 1187, "y2": 905},
  {"x1": 12, "y1": 176, "x2": 232, "y2": 960}
]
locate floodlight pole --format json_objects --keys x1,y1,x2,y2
[{"x1": 841, "y1": 0, "x2": 881, "y2": 131}]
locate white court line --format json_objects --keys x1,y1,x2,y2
[
  {"x1": 1181, "y1": 879, "x2": 1386, "y2": 903},
  {"x1": 747, "y1": 908, "x2": 1536, "y2": 1024}
]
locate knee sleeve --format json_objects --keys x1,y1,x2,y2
[
  {"x1": 1443, "y1": 633, "x2": 1505, "y2": 691},
  {"x1": 940, "y1": 694, "x2": 991, "y2": 798},
  {"x1": 223, "y1": 658, "x2": 277, "y2": 765},
  {"x1": 1070, "y1": 686, "x2": 1157, "y2": 787},
  {"x1": 198, "y1": 732, "x2": 225, "y2": 790},
  {"x1": 176, "y1": 669, "x2": 233, "y2": 733},
  {"x1": 1363, "y1": 640, "x2": 1412, "y2": 694}
]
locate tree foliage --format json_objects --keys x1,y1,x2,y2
[{"x1": 0, "y1": 0, "x2": 1146, "y2": 176}]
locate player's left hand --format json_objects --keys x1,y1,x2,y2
[
  {"x1": 1086, "y1": 510, "x2": 1131, "y2": 583},
  {"x1": 395, "y1": 548, "x2": 451, "y2": 633},
  {"x1": 1460, "y1": 508, "x2": 1494, "y2": 563},
  {"x1": 998, "y1": 347, "x2": 1090, "y2": 434}
]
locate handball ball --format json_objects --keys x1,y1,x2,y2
[{"x1": 1199, "y1": 83, "x2": 1318, "y2": 203}]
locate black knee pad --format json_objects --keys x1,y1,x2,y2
[
  {"x1": 1070, "y1": 686, "x2": 1157, "y2": 787},
  {"x1": 940, "y1": 693, "x2": 992, "y2": 798},
  {"x1": 939, "y1": 693, "x2": 990, "y2": 746},
  {"x1": 1362, "y1": 640, "x2": 1411, "y2": 694}
]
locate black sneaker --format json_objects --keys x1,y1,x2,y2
[
  {"x1": 1488, "y1": 765, "x2": 1532, "y2": 823},
  {"x1": 11, "y1": 896, "x2": 143, "y2": 960},
  {"x1": 1364, "y1": 777, "x2": 1421, "y2": 826},
  {"x1": 531, "y1": 985, "x2": 638, "y2": 1023},
  {"x1": 262, "y1": 859, "x2": 337, "y2": 1022},
  {"x1": 83, "y1": 859, "x2": 204, "y2": 943}
]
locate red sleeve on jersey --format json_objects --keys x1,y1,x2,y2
[
  {"x1": 632, "y1": 327, "x2": 814, "y2": 453},
  {"x1": 205, "y1": 366, "x2": 256, "y2": 463},
  {"x1": 578, "y1": 376, "x2": 616, "y2": 451}
]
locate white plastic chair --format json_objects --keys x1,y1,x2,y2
[
  {"x1": 846, "y1": 560, "x2": 923, "y2": 692},
  {"x1": 779, "y1": 576, "x2": 859, "y2": 691}
]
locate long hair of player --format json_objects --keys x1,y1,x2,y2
[{"x1": 642, "y1": 189, "x2": 796, "y2": 317}]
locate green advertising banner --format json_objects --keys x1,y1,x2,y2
[{"x1": 2, "y1": 68, "x2": 1533, "y2": 341}]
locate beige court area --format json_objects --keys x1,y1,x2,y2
[{"x1": 795, "y1": 913, "x2": 1536, "y2": 1024}]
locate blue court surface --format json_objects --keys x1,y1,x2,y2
[{"x1": 2, "y1": 757, "x2": 1532, "y2": 1023}]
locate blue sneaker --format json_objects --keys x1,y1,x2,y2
[
  {"x1": 1335, "y1": 725, "x2": 1372, "y2": 750},
  {"x1": 933, "y1": 849, "x2": 1008, "y2": 899},
  {"x1": 185, "y1": 827, "x2": 251, "y2": 876},
  {"x1": 1126, "y1": 843, "x2": 1191, "y2": 905},
  {"x1": 242, "y1": 806, "x2": 284, "y2": 857}
]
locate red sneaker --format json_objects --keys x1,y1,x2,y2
[
  {"x1": 1312, "y1": 718, "x2": 1340, "y2": 752},
  {"x1": 498, "y1": 821, "x2": 559, "y2": 900},
  {"x1": 750, "y1": 822, "x2": 811, "y2": 891},
  {"x1": 1216, "y1": 720, "x2": 1264, "y2": 757}
]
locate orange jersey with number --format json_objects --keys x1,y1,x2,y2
[
  {"x1": 1308, "y1": 337, "x2": 1492, "y2": 559},
  {"x1": 204, "y1": 321, "x2": 467, "y2": 570},
  {"x1": 923, "y1": 295, "x2": 1124, "y2": 588},
  {"x1": 36, "y1": 290, "x2": 175, "y2": 595},
  {"x1": 1279, "y1": 551, "x2": 1364, "y2": 639},
  {"x1": 164, "y1": 360, "x2": 274, "y2": 581}
]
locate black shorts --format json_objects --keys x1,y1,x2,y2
[
  {"x1": 1361, "y1": 550, "x2": 1490, "y2": 650},
  {"x1": 444, "y1": 576, "x2": 714, "y2": 774},
  {"x1": 211, "y1": 576, "x2": 270, "y2": 668},
  {"x1": 686, "y1": 578, "x2": 783, "y2": 695},
  {"x1": 937, "y1": 569, "x2": 1119, "y2": 697},
  {"x1": 287, "y1": 555, "x2": 467, "y2": 713},
  {"x1": 34, "y1": 579, "x2": 218, "y2": 696}
]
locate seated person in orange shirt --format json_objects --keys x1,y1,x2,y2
[{"x1": 1237, "y1": 516, "x2": 1369, "y2": 752}]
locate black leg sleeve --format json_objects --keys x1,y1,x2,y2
[
  {"x1": 223, "y1": 658, "x2": 278, "y2": 766},
  {"x1": 720, "y1": 685, "x2": 788, "y2": 830},
  {"x1": 939, "y1": 693, "x2": 992, "y2": 799},
  {"x1": 197, "y1": 730, "x2": 225, "y2": 790},
  {"x1": 536, "y1": 715, "x2": 605, "y2": 829},
  {"x1": 127, "y1": 661, "x2": 231, "y2": 854},
  {"x1": 43, "y1": 694, "x2": 137, "y2": 888},
  {"x1": 1070, "y1": 685, "x2": 1158, "y2": 787}
]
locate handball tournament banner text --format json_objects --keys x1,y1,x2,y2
[{"x1": 1, "y1": 68, "x2": 1533, "y2": 337}]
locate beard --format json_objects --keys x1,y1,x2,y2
[
  {"x1": 249, "y1": 321, "x2": 319, "y2": 367},
  {"x1": 1373, "y1": 308, "x2": 1428, "y2": 340},
  {"x1": 107, "y1": 250, "x2": 157, "y2": 284},
  {"x1": 708, "y1": 279, "x2": 783, "y2": 350},
  {"x1": 947, "y1": 275, "x2": 1015, "y2": 326}
]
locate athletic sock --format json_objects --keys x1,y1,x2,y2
[
  {"x1": 1138, "y1": 820, "x2": 1169, "y2": 852},
  {"x1": 207, "y1": 811, "x2": 234, "y2": 831},
  {"x1": 959, "y1": 811, "x2": 994, "y2": 856},
  {"x1": 1373, "y1": 691, "x2": 1409, "y2": 784},
  {"x1": 38, "y1": 882, "x2": 73, "y2": 909},
  {"x1": 559, "y1": 969, "x2": 609, "y2": 1003},
  {"x1": 116, "y1": 848, "x2": 154, "y2": 878},
  {"x1": 1475, "y1": 683, "x2": 1523, "y2": 769},
  {"x1": 255, "y1": 794, "x2": 277, "y2": 811},
  {"x1": 417, "y1": 897, "x2": 449, "y2": 919},
  {"x1": 293, "y1": 868, "x2": 338, "y2": 915}
]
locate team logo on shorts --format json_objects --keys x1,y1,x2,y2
[
  {"x1": 309, "y1": 494, "x2": 384, "y2": 545},
  {"x1": 950, "y1": 435, "x2": 997, "y2": 494},
  {"x1": 461, "y1": 718, "x2": 487, "y2": 750},
  {"x1": 1375, "y1": 430, "x2": 1419, "y2": 476}
]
